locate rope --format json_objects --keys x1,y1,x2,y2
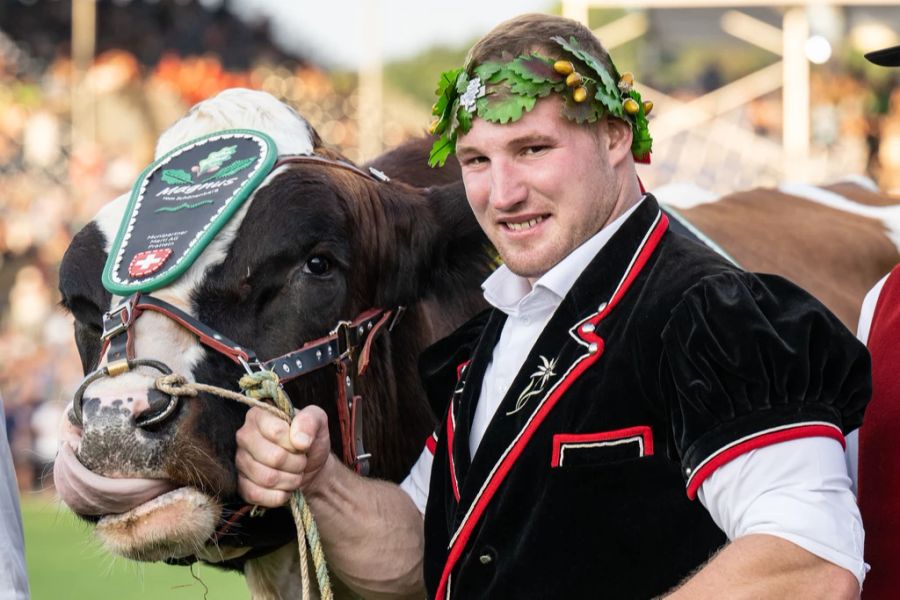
[{"x1": 156, "y1": 372, "x2": 334, "y2": 600}]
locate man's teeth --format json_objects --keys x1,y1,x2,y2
[{"x1": 506, "y1": 216, "x2": 544, "y2": 231}]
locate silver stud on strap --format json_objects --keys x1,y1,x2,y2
[
  {"x1": 588, "y1": 342, "x2": 599, "y2": 355},
  {"x1": 581, "y1": 323, "x2": 595, "y2": 334}
]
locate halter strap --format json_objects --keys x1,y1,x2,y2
[{"x1": 275, "y1": 154, "x2": 390, "y2": 183}]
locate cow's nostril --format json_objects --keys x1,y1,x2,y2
[{"x1": 134, "y1": 388, "x2": 180, "y2": 428}]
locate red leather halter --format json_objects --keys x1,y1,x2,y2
[
  {"x1": 80, "y1": 291, "x2": 400, "y2": 477},
  {"x1": 76, "y1": 152, "x2": 399, "y2": 476},
  {"x1": 71, "y1": 150, "x2": 402, "y2": 558}
]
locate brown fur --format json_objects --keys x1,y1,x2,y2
[{"x1": 677, "y1": 186, "x2": 900, "y2": 329}]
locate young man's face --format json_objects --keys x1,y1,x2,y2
[{"x1": 456, "y1": 96, "x2": 628, "y2": 282}]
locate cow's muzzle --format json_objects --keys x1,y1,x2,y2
[{"x1": 72, "y1": 358, "x2": 180, "y2": 428}]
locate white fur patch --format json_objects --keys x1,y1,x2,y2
[
  {"x1": 94, "y1": 194, "x2": 131, "y2": 254},
  {"x1": 779, "y1": 182, "x2": 900, "y2": 253},
  {"x1": 652, "y1": 182, "x2": 720, "y2": 209},
  {"x1": 156, "y1": 88, "x2": 316, "y2": 158},
  {"x1": 834, "y1": 174, "x2": 880, "y2": 193}
]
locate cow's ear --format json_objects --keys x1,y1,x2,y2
[
  {"x1": 421, "y1": 180, "x2": 495, "y2": 299},
  {"x1": 371, "y1": 180, "x2": 494, "y2": 308},
  {"x1": 59, "y1": 221, "x2": 112, "y2": 373}
]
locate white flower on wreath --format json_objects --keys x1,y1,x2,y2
[{"x1": 460, "y1": 77, "x2": 486, "y2": 113}]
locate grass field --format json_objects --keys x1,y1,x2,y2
[{"x1": 21, "y1": 494, "x2": 248, "y2": 599}]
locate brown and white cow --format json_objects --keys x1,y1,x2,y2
[
  {"x1": 653, "y1": 178, "x2": 900, "y2": 330},
  {"x1": 53, "y1": 87, "x2": 900, "y2": 598},
  {"x1": 53, "y1": 88, "x2": 493, "y2": 597}
]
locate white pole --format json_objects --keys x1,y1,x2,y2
[
  {"x1": 71, "y1": 0, "x2": 96, "y2": 154},
  {"x1": 357, "y1": 0, "x2": 383, "y2": 162},
  {"x1": 782, "y1": 7, "x2": 810, "y2": 180},
  {"x1": 562, "y1": 1, "x2": 590, "y2": 25}
]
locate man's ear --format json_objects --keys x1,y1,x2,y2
[{"x1": 605, "y1": 117, "x2": 634, "y2": 166}]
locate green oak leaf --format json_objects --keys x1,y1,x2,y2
[
  {"x1": 551, "y1": 36, "x2": 621, "y2": 108},
  {"x1": 476, "y1": 88, "x2": 536, "y2": 124},
  {"x1": 509, "y1": 54, "x2": 562, "y2": 84},
  {"x1": 593, "y1": 83, "x2": 625, "y2": 118},
  {"x1": 428, "y1": 134, "x2": 456, "y2": 168},
  {"x1": 474, "y1": 61, "x2": 503, "y2": 83},
  {"x1": 206, "y1": 157, "x2": 256, "y2": 180},
  {"x1": 456, "y1": 104, "x2": 473, "y2": 132},
  {"x1": 162, "y1": 169, "x2": 193, "y2": 185},
  {"x1": 454, "y1": 70, "x2": 470, "y2": 95},
  {"x1": 561, "y1": 82, "x2": 604, "y2": 124},
  {"x1": 433, "y1": 68, "x2": 463, "y2": 117},
  {"x1": 503, "y1": 67, "x2": 554, "y2": 97},
  {"x1": 628, "y1": 89, "x2": 653, "y2": 158}
]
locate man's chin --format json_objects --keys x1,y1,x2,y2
[{"x1": 496, "y1": 249, "x2": 564, "y2": 283}]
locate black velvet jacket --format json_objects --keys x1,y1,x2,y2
[{"x1": 419, "y1": 196, "x2": 870, "y2": 600}]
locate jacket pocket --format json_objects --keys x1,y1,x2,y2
[{"x1": 551, "y1": 425, "x2": 653, "y2": 468}]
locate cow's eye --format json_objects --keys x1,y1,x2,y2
[{"x1": 304, "y1": 255, "x2": 331, "y2": 276}]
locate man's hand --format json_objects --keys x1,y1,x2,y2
[
  {"x1": 235, "y1": 404, "x2": 427, "y2": 598},
  {"x1": 235, "y1": 405, "x2": 332, "y2": 507}
]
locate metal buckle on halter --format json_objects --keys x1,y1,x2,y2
[
  {"x1": 388, "y1": 306, "x2": 406, "y2": 332},
  {"x1": 331, "y1": 320, "x2": 353, "y2": 359},
  {"x1": 101, "y1": 298, "x2": 135, "y2": 341},
  {"x1": 237, "y1": 354, "x2": 263, "y2": 376}
]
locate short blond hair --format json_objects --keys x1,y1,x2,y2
[{"x1": 466, "y1": 14, "x2": 617, "y2": 79}]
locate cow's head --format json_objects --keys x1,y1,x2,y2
[{"x1": 54, "y1": 89, "x2": 490, "y2": 571}]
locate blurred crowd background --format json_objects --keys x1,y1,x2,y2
[{"x1": 1, "y1": 0, "x2": 898, "y2": 494}]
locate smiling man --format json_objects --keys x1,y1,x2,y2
[{"x1": 235, "y1": 14, "x2": 870, "y2": 599}]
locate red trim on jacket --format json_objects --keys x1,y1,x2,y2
[
  {"x1": 425, "y1": 432, "x2": 438, "y2": 455},
  {"x1": 446, "y1": 399, "x2": 460, "y2": 503},
  {"x1": 551, "y1": 425, "x2": 654, "y2": 467},
  {"x1": 433, "y1": 212, "x2": 668, "y2": 600},
  {"x1": 685, "y1": 423, "x2": 845, "y2": 500}
]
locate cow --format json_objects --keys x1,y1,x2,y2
[
  {"x1": 53, "y1": 88, "x2": 494, "y2": 598},
  {"x1": 53, "y1": 87, "x2": 900, "y2": 598},
  {"x1": 652, "y1": 178, "x2": 900, "y2": 330}
]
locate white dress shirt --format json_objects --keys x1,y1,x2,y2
[
  {"x1": 845, "y1": 273, "x2": 887, "y2": 496},
  {"x1": 401, "y1": 197, "x2": 865, "y2": 586}
]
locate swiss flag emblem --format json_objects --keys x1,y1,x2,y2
[{"x1": 128, "y1": 249, "x2": 173, "y2": 278}]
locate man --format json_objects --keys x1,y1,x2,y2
[
  {"x1": 236, "y1": 14, "x2": 869, "y2": 599},
  {"x1": 851, "y1": 42, "x2": 900, "y2": 600}
]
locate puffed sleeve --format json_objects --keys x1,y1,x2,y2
[{"x1": 659, "y1": 271, "x2": 871, "y2": 499}]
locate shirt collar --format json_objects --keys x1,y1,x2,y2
[{"x1": 483, "y1": 196, "x2": 646, "y2": 317}]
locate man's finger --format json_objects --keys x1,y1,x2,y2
[
  {"x1": 246, "y1": 407, "x2": 294, "y2": 451},
  {"x1": 237, "y1": 475, "x2": 292, "y2": 508},
  {"x1": 291, "y1": 405, "x2": 329, "y2": 450},
  {"x1": 235, "y1": 448, "x2": 305, "y2": 491}
]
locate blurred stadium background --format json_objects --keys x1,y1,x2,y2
[{"x1": 1, "y1": 0, "x2": 899, "y2": 595}]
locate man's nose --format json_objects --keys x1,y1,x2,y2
[{"x1": 488, "y1": 160, "x2": 527, "y2": 210}]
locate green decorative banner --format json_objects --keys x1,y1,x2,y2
[{"x1": 102, "y1": 129, "x2": 277, "y2": 294}]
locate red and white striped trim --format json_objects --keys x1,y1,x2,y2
[
  {"x1": 446, "y1": 397, "x2": 461, "y2": 503},
  {"x1": 685, "y1": 421, "x2": 845, "y2": 499},
  {"x1": 551, "y1": 425, "x2": 654, "y2": 467},
  {"x1": 433, "y1": 211, "x2": 668, "y2": 600},
  {"x1": 425, "y1": 431, "x2": 438, "y2": 455},
  {"x1": 444, "y1": 360, "x2": 470, "y2": 502}
]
